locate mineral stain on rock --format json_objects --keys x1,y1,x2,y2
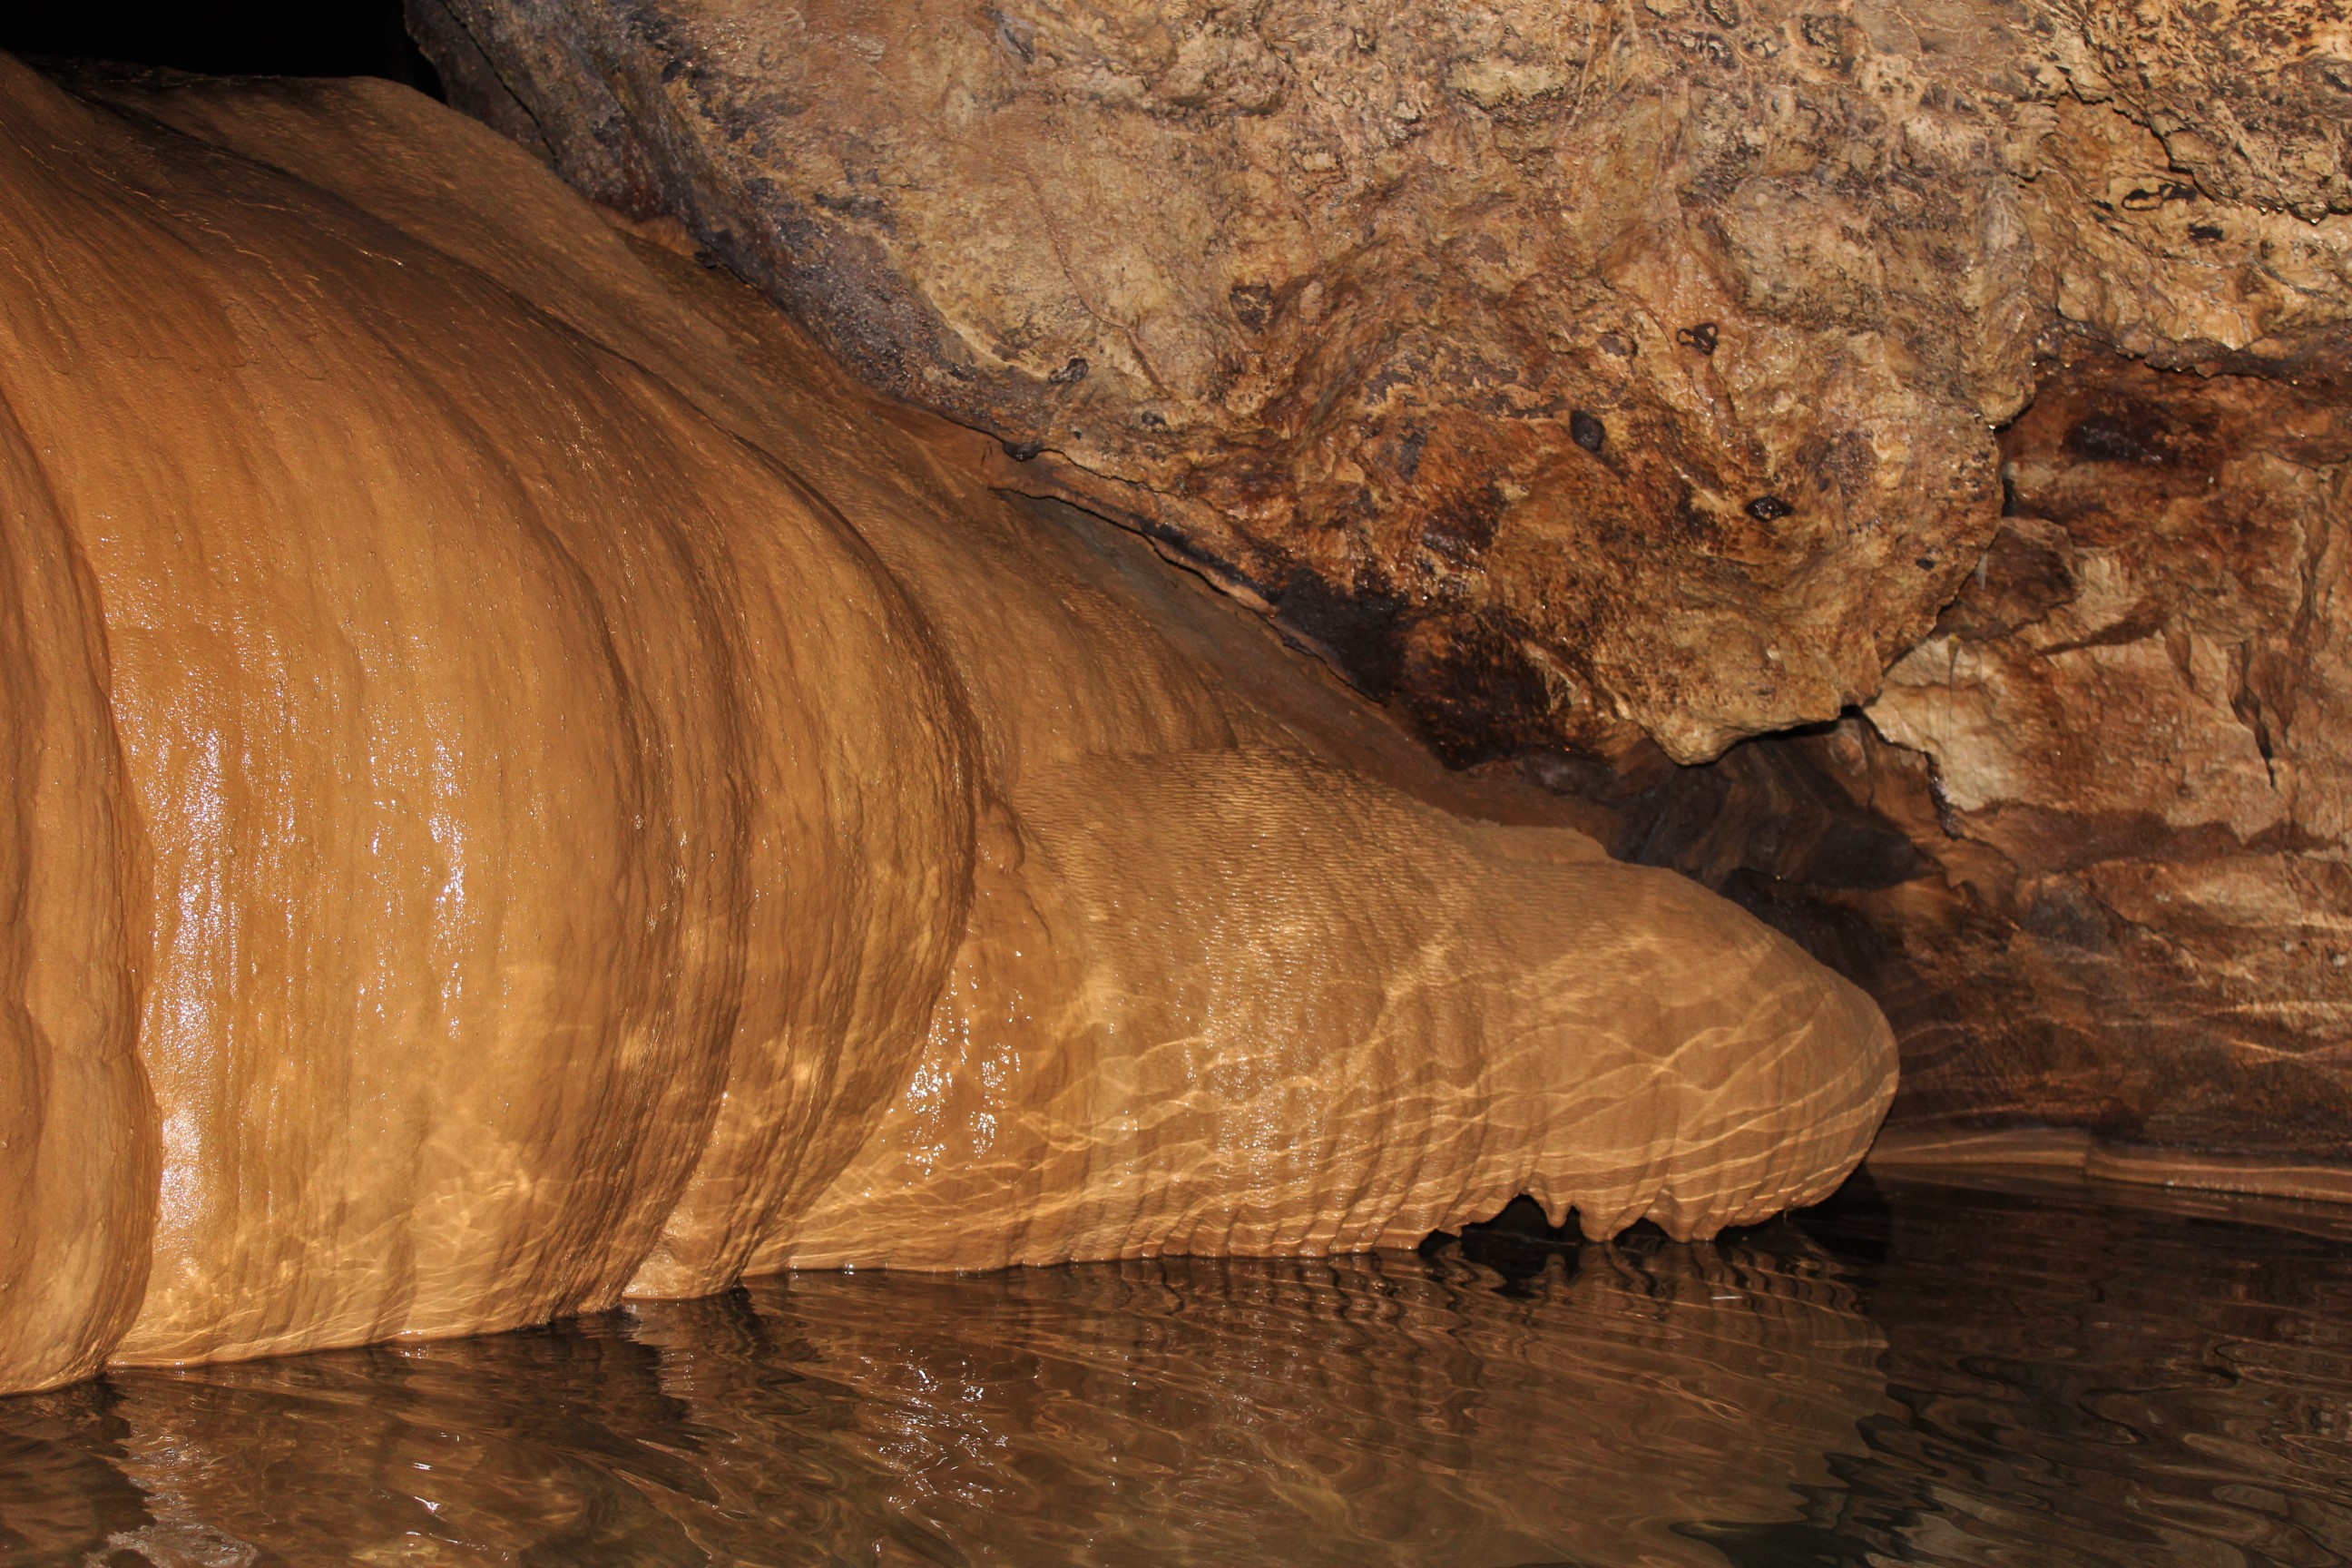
[{"x1": 409, "y1": 0, "x2": 2352, "y2": 775}]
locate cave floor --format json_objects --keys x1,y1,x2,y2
[{"x1": 3, "y1": 1172, "x2": 2348, "y2": 1567}]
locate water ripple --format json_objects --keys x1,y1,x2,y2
[{"x1": 2, "y1": 1173, "x2": 2350, "y2": 1566}]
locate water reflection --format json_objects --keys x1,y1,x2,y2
[{"x1": 3, "y1": 1173, "x2": 2349, "y2": 1566}]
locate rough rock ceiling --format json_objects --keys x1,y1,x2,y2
[{"x1": 413, "y1": 0, "x2": 2352, "y2": 768}]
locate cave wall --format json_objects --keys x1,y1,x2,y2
[
  {"x1": 407, "y1": 0, "x2": 2352, "y2": 1170},
  {"x1": 408, "y1": 0, "x2": 2352, "y2": 762},
  {"x1": 1592, "y1": 353, "x2": 2352, "y2": 1162}
]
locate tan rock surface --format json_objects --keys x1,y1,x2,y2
[
  {"x1": 1866, "y1": 356, "x2": 2352, "y2": 1154},
  {"x1": 0, "y1": 60, "x2": 1892, "y2": 1393},
  {"x1": 413, "y1": 0, "x2": 2352, "y2": 767},
  {"x1": 1601, "y1": 353, "x2": 2352, "y2": 1162}
]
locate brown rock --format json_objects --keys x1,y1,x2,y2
[
  {"x1": 404, "y1": 0, "x2": 2352, "y2": 1171},
  {"x1": 1605, "y1": 353, "x2": 2352, "y2": 1163},
  {"x1": 1866, "y1": 356, "x2": 2352, "y2": 1157},
  {"x1": 411, "y1": 0, "x2": 2352, "y2": 767},
  {"x1": 0, "y1": 59, "x2": 1890, "y2": 1393}
]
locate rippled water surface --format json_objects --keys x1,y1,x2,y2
[{"x1": 5, "y1": 1171, "x2": 2352, "y2": 1566}]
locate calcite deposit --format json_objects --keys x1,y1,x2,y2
[
  {"x1": 413, "y1": 0, "x2": 2352, "y2": 1174},
  {"x1": 0, "y1": 59, "x2": 1892, "y2": 1395}
]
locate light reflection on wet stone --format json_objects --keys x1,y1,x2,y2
[{"x1": 4, "y1": 1173, "x2": 2350, "y2": 1566}]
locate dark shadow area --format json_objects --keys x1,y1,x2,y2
[
  {"x1": 0, "y1": 0, "x2": 440, "y2": 93},
  {"x1": 1421, "y1": 1192, "x2": 1588, "y2": 1291},
  {"x1": 1787, "y1": 1166, "x2": 1896, "y2": 1270}
]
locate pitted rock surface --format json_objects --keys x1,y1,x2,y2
[
  {"x1": 1599, "y1": 352, "x2": 2352, "y2": 1161},
  {"x1": 412, "y1": 0, "x2": 2352, "y2": 765}
]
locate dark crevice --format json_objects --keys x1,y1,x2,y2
[{"x1": 1, "y1": 1, "x2": 443, "y2": 93}]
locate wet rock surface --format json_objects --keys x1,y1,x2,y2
[
  {"x1": 0, "y1": 56, "x2": 1893, "y2": 1393},
  {"x1": 408, "y1": 0, "x2": 2352, "y2": 1169}
]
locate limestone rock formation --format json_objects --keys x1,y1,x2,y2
[
  {"x1": 0, "y1": 59, "x2": 1892, "y2": 1394},
  {"x1": 410, "y1": 0, "x2": 2352, "y2": 768},
  {"x1": 408, "y1": 0, "x2": 2352, "y2": 1176},
  {"x1": 1622, "y1": 355, "x2": 2352, "y2": 1164}
]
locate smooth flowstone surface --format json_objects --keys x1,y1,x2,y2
[
  {"x1": 0, "y1": 58, "x2": 1889, "y2": 1394},
  {"x1": 4, "y1": 1173, "x2": 2349, "y2": 1566}
]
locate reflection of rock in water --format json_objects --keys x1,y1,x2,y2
[
  {"x1": 0, "y1": 55, "x2": 1890, "y2": 1394},
  {"x1": 0, "y1": 1407, "x2": 155, "y2": 1564},
  {"x1": 6, "y1": 1178, "x2": 2348, "y2": 1565},
  {"x1": 741, "y1": 1257, "x2": 1886, "y2": 1568},
  {"x1": 1812, "y1": 1176, "x2": 2352, "y2": 1566},
  {"x1": 2, "y1": 1243, "x2": 1886, "y2": 1567}
]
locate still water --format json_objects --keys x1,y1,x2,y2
[{"x1": 4, "y1": 1171, "x2": 2350, "y2": 1567}]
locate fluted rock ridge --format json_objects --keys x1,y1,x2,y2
[{"x1": 0, "y1": 60, "x2": 1891, "y2": 1393}]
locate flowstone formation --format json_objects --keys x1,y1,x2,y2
[
  {"x1": 0, "y1": 59, "x2": 1892, "y2": 1395},
  {"x1": 413, "y1": 0, "x2": 2352, "y2": 1172}
]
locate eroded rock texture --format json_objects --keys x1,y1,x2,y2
[
  {"x1": 412, "y1": 0, "x2": 2352, "y2": 766},
  {"x1": 1877, "y1": 358, "x2": 2352, "y2": 1151},
  {"x1": 411, "y1": 0, "x2": 2352, "y2": 1170},
  {"x1": 1625, "y1": 356, "x2": 2352, "y2": 1161},
  {"x1": 0, "y1": 59, "x2": 1891, "y2": 1394}
]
